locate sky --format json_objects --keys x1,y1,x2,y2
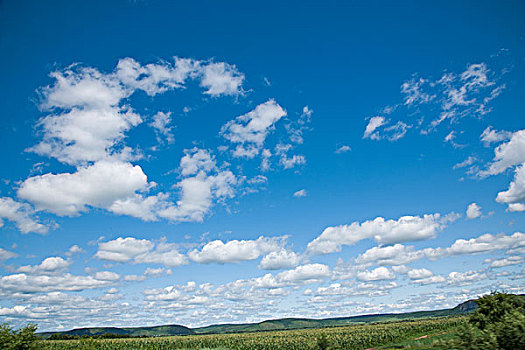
[{"x1": 0, "y1": 0, "x2": 524, "y2": 332}]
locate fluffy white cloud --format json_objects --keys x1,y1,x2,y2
[
  {"x1": 407, "y1": 268, "x2": 433, "y2": 280},
  {"x1": 355, "y1": 244, "x2": 424, "y2": 266},
  {"x1": 199, "y1": 62, "x2": 245, "y2": 96},
  {"x1": 445, "y1": 232, "x2": 525, "y2": 256},
  {"x1": 489, "y1": 256, "x2": 523, "y2": 268},
  {"x1": 188, "y1": 236, "x2": 283, "y2": 264},
  {"x1": 95, "y1": 237, "x2": 154, "y2": 263},
  {"x1": 481, "y1": 130, "x2": 525, "y2": 176},
  {"x1": 95, "y1": 237, "x2": 187, "y2": 267},
  {"x1": 258, "y1": 249, "x2": 300, "y2": 270},
  {"x1": 0, "y1": 197, "x2": 48, "y2": 234},
  {"x1": 18, "y1": 160, "x2": 148, "y2": 216},
  {"x1": 481, "y1": 126, "x2": 512, "y2": 146},
  {"x1": 496, "y1": 164, "x2": 525, "y2": 211},
  {"x1": 17, "y1": 257, "x2": 71, "y2": 275},
  {"x1": 0, "y1": 272, "x2": 117, "y2": 294},
  {"x1": 466, "y1": 203, "x2": 482, "y2": 219},
  {"x1": 156, "y1": 148, "x2": 239, "y2": 223},
  {"x1": 447, "y1": 270, "x2": 487, "y2": 286},
  {"x1": 363, "y1": 117, "x2": 410, "y2": 141},
  {"x1": 221, "y1": 100, "x2": 286, "y2": 158},
  {"x1": 307, "y1": 213, "x2": 449, "y2": 255},
  {"x1": 357, "y1": 267, "x2": 396, "y2": 281}
]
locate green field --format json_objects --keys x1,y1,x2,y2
[{"x1": 39, "y1": 316, "x2": 466, "y2": 350}]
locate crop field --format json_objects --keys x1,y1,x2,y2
[{"x1": 39, "y1": 316, "x2": 465, "y2": 350}]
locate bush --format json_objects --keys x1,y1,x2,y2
[
  {"x1": 0, "y1": 323, "x2": 39, "y2": 350},
  {"x1": 452, "y1": 292, "x2": 525, "y2": 350}
]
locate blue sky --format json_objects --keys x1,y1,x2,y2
[{"x1": 0, "y1": 0, "x2": 524, "y2": 331}]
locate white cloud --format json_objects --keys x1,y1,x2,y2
[
  {"x1": 363, "y1": 116, "x2": 386, "y2": 140},
  {"x1": 466, "y1": 203, "x2": 482, "y2": 219},
  {"x1": 221, "y1": 100, "x2": 286, "y2": 158},
  {"x1": 95, "y1": 237, "x2": 187, "y2": 267},
  {"x1": 445, "y1": 232, "x2": 525, "y2": 256},
  {"x1": 286, "y1": 106, "x2": 312, "y2": 144},
  {"x1": 0, "y1": 248, "x2": 17, "y2": 261},
  {"x1": 453, "y1": 156, "x2": 476, "y2": 170},
  {"x1": 156, "y1": 148, "x2": 239, "y2": 223},
  {"x1": 188, "y1": 236, "x2": 283, "y2": 264},
  {"x1": 357, "y1": 267, "x2": 396, "y2": 281},
  {"x1": 407, "y1": 268, "x2": 434, "y2": 280},
  {"x1": 0, "y1": 197, "x2": 48, "y2": 234},
  {"x1": 18, "y1": 160, "x2": 148, "y2": 217},
  {"x1": 258, "y1": 249, "x2": 300, "y2": 270},
  {"x1": 481, "y1": 130, "x2": 525, "y2": 176},
  {"x1": 335, "y1": 145, "x2": 351, "y2": 154},
  {"x1": 355, "y1": 244, "x2": 424, "y2": 266},
  {"x1": 199, "y1": 61, "x2": 245, "y2": 96},
  {"x1": 144, "y1": 267, "x2": 172, "y2": 277},
  {"x1": 489, "y1": 256, "x2": 523, "y2": 268},
  {"x1": 307, "y1": 213, "x2": 449, "y2": 255},
  {"x1": 17, "y1": 257, "x2": 71, "y2": 275},
  {"x1": 293, "y1": 189, "x2": 307, "y2": 198},
  {"x1": 150, "y1": 111, "x2": 174, "y2": 144},
  {"x1": 481, "y1": 126, "x2": 512, "y2": 146},
  {"x1": 447, "y1": 270, "x2": 487, "y2": 286},
  {"x1": 363, "y1": 117, "x2": 410, "y2": 141},
  {"x1": 65, "y1": 245, "x2": 83, "y2": 257},
  {"x1": 95, "y1": 237, "x2": 154, "y2": 263},
  {"x1": 0, "y1": 272, "x2": 117, "y2": 294},
  {"x1": 279, "y1": 154, "x2": 306, "y2": 169},
  {"x1": 496, "y1": 164, "x2": 525, "y2": 211},
  {"x1": 401, "y1": 77, "x2": 434, "y2": 106}
]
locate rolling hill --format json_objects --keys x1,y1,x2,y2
[{"x1": 38, "y1": 298, "x2": 479, "y2": 339}]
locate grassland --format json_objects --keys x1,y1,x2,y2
[{"x1": 39, "y1": 316, "x2": 465, "y2": 350}]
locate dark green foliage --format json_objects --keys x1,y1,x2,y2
[
  {"x1": 316, "y1": 333, "x2": 330, "y2": 350},
  {"x1": 0, "y1": 323, "x2": 39, "y2": 350},
  {"x1": 452, "y1": 292, "x2": 525, "y2": 350}
]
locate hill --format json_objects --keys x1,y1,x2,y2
[{"x1": 38, "y1": 298, "x2": 479, "y2": 339}]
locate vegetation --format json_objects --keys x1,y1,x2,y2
[
  {"x1": 0, "y1": 323, "x2": 39, "y2": 350},
  {"x1": 448, "y1": 292, "x2": 525, "y2": 349},
  {"x1": 39, "y1": 317, "x2": 465, "y2": 349}
]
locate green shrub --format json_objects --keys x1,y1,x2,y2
[
  {"x1": 0, "y1": 323, "x2": 39, "y2": 350},
  {"x1": 451, "y1": 292, "x2": 525, "y2": 350}
]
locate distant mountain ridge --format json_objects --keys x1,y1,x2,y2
[{"x1": 38, "y1": 298, "x2": 480, "y2": 339}]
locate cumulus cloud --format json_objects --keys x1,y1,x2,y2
[
  {"x1": 481, "y1": 126, "x2": 512, "y2": 146},
  {"x1": 188, "y1": 236, "x2": 284, "y2": 264},
  {"x1": 156, "y1": 148, "x2": 239, "y2": 222},
  {"x1": 466, "y1": 203, "x2": 482, "y2": 219},
  {"x1": 480, "y1": 130, "x2": 525, "y2": 176},
  {"x1": 17, "y1": 257, "x2": 71, "y2": 275},
  {"x1": 307, "y1": 213, "x2": 451, "y2": 255},
  {"x1": 17, "y1": 56, "x2": 245, "y2": 227},
  {"x1": 357, "y1": 267, "x2": 396, "y2": 281},
  {"x1": 496, "y1": 164, "x2": 525, "y2": 211},
  {"x1": 447, "y1": 270, "x2": 487, "y2": 286},
  {"x1": 355, "y1": 244, "x2": 424, "y2": 266},
  {"x1": 18, "y1": 160, "x2": 148, "y2": 217},
  {"x1": 95, "y1": 237, "x2": 187, "y2": 267},
  {"x1": 221, "y1": 100, "x2": 286, "y2": 158},
  {"x1": 444, "y1": 232, "x2": 525, "y2": 256},
  {"x1": 408, "y1": 269, "x2": 446, "y2": 285},
  {"x1": 0, "y1": 272, "x2": 118, "y2": 294},
  {"x1": 0, "y1": 197, "x2": 49, "y2": 234},
  {"x1": 258, "y1": 249, "x2": 300, "y2": 270}
]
